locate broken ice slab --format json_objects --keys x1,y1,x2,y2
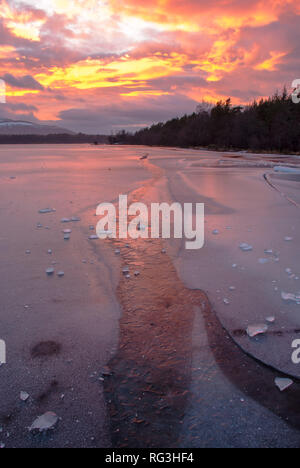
[
  {"x1": 61, "y1": 217, "x2": 81, "y2": 223},
  {"x1": 62, "y1": 229, "x2": 72, "y2": 234},
  {"x1": 275, "y1": 377, "x2": 293, "y2": 392},
  {"x1": 46, "y1": 268, "x2": 55, "y2": 276},
  {"x1": 229, "y1": 286, "x2": 236, "y2": 291},
  {"x1": 38, "y1": 208, "x2": 56, "y2": 214},
  {"x1": 29, "y1": 412, "x2": 58, "y2": 433},
  {"x1": 239, "y1": 243, "x2": 253, "y2": 252},
  {"x1": 20, "y1": 391, "x2": 29, "y2": 402},
  {"x1": 134, "y1": 271, "x2": 140, "y2": 276},
  {"x1": 284, "y1": 237, "x2": 293, "y2": 242},
  {"x1": 264, "y1": 249, "x2": 274, "y2": 255},
  {"x1": 88, "y1": 235, "x2": 98, "y2": 240},
  {"x1": 57, "y1": 271, "x2": 65, "y2": 277},
  {"x1": 47, "y1": 249, "x2": 52, "y2": 255},
  {"x1": 64, "y1": 234, "x2": 70, "y2": 240},
  {"x1": 25, "y1": 250, "x2": 31, "y2": 254},
  {"x1": 266, "y1": 316, "x2": 275, "y2": 323},
  {"x1": 212, "y1": 229, "x2": 219, "y2": 235},
  {"x1": 246, "y1": 324, "x2": 268, "y2": 338},
  {"x1": 232, "y1": 264, "x2": 238, "y2": 268},
  {"x1": 281, "y1": 291, "x2": 300, "y2": 303},
  {"x1": 258, "y1": 258, "x2": 269, "y2": 264},
  {"x1": 115, "y1": 249, "x2": 121, "y2": 255},
  {"x1": 223, "y1": 298, "x2": 230, "y2": 305}
]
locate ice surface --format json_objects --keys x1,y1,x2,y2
[{"x1": 274, "y1": 166, "x2": 300, "y2": 174}]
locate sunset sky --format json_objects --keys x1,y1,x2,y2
[{"x1": 0, "y1": 0, "x2": 299, "y2": 133}]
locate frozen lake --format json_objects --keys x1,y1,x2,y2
[{"x1": 1, "y1": 144, "x2": 300, "y2": 447}]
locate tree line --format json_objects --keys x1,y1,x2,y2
[{"x1": 109, "y1": 89, "x2": 300, "y2": 153}]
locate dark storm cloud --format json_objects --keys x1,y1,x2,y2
[{"x1": 1, "y1": 73, "x2": 44, "y2": 90}]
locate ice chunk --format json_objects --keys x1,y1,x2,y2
[
  {"x1": 29, "y1": 412, "x2": 59, "y2": 433},
  {"x1": 239, "y1": 243, "x2": 253, "y2": 252},
  {"x1": 46, "y1": 268, "x2": 54, "y2": 276},
  {"x1": 266, "y1": 316, "x2": 275, "y2": 323},
  {"x1": 275, "y1": 377, "x2": 293, "y2": 392},
  {"x1": 47, "y1": 249, "x2": 52, "y2": 255},
  {"x1": 0, "y1": 442, "x2": 5, "y2": 448},
  {"x1": 115, "y1": 249, "x2": 121, "y2": 255},
  {"x1": 62, "y1": 229, "x2": 72, "y2": 234},
  {"x1": 212, "y1": 229, "x2": 219, "y2": 235},
  {"x1": 64, "y1": 234, "x2": 70, "y2": 240},
  {"x1": 281, "y1": 291, "x2": 300, "y2": 303},
  {"x1": 20, "y1": 391, "x2": 29, "y2": 402},
  {"x1": 134, "y1": 271, "x2": 140, "y2": 276},
  {"x1": 284, "y1": 237, "x2": 293, "y2": 242},
  {"x1": 26, "y1": 250, "x2": 31, "y2": 255},
  {"x1": 61, "y1": 216, "x2": 80, "y2": 223},
  {"x1": 223, "y1": 298, "x2": 230, "y2": 305},
  {"x1": 246, "y1": 324, "x2": 268, "y2": 338},
  {"x1": 258, "y1": 258, "x2": 269, "y2": 264},
  {"x1": 57, "y1": 271, "x2": 65, "y2": 277},
  {"x1": 39, "y1": 208, "x2": 56, "y2": 214},
  {"x1": 88, "y1": 235, "x2": 98, "y2": 240}
]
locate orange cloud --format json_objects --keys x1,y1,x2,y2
[{"x1": 0, "y1": 0, "x2": 299, "y2": 132}]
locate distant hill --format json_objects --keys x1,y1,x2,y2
[{"x1": 0, "y1": 119, "x2": 74, "y2": 135}]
